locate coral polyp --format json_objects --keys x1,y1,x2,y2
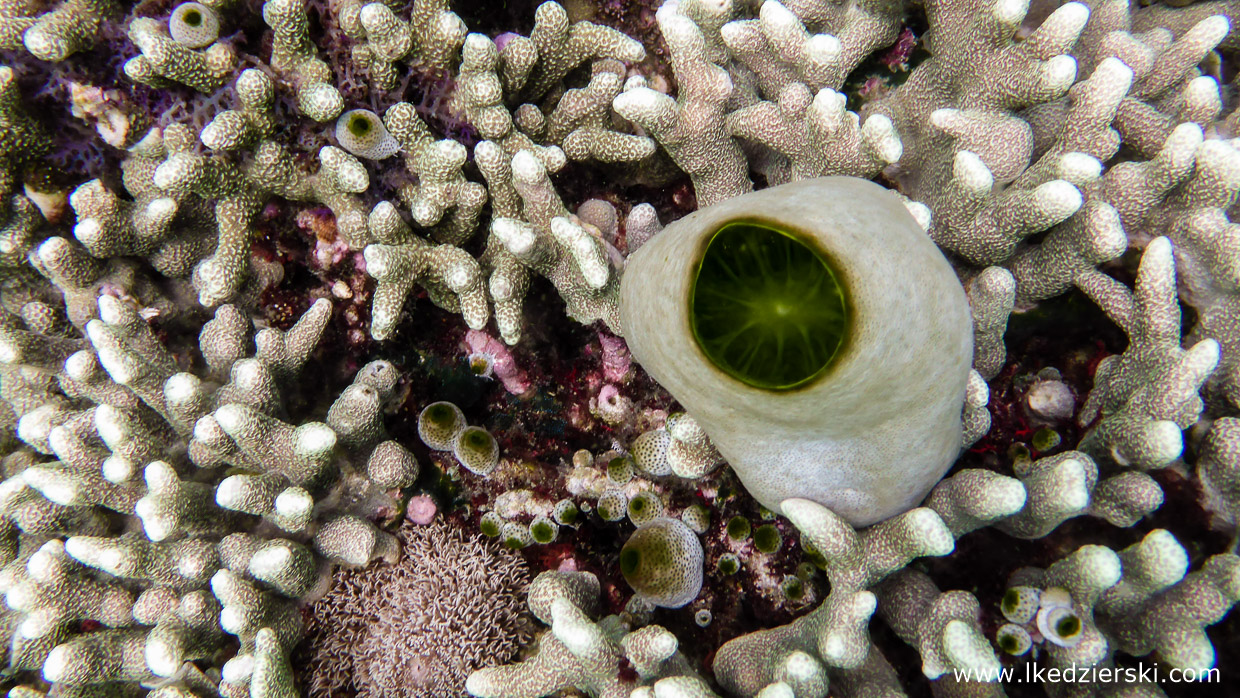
[{"x1": 302, "y1": 521, "x2": 532, "y2": 698}]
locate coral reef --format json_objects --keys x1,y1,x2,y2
[{"x1": 1, "y1": 0, "x2": 1240, "y2": 696}]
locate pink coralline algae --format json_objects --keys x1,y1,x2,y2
[
  {"x1": 405, "y1": 494, "x2": 438, "y2": 525},
  {"x1": 599, "y1": 331, "x2": 633, "y2": 383},
  {"x1": 880, "y1": 27, "x2": 917, "y2": 71},
  {"x1": 465, "y1": 328, "x2": 532, "y2": 397}
]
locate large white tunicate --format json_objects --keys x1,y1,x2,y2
[{"x1": 619, "y1": 177, "x2": 972, "y2": 527}]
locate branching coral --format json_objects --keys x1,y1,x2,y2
[
  {"x1": 12, "y1": 0, "x2": 119, "y2": 61},
  {"x1": 135, "y1": 70, "x2": 371, "y2": 306},
  {"x1": 364, "y1": 199, "x2": 489, "y2": 340},
  {"x1": 613, "y1": 3, "x2": 751, "y2": 206},
  {"x1": 3, "y1": 0, "x2": 1240, "y2": 696},
  {"x1": 0, "y1": 67, "x2": 50, "y2": 207},
  {"x1": 0, "y1": 290, "x2": 413, "y2": 693},
  {"x1": 1077, "y1": 237, "x2": 1219, "y2": 469},
  {"x1": 124, "y1": 16, "x2": 236, "y2": 93},
  {"x1": 264, "y1": 0, "x2": 344, "y2": 122},
  {"x1": 466, "y1": 570, "x2": 702, "y2": 698},
  {"x1": 711, "y1": 499, "x2": 955, "y2": 695},
  {"x1": 488, "y1": 149, "x2": 623, "y2": 338},
  {"x1": 346, "y1": 0, "x2": 467, "y2": 90}
]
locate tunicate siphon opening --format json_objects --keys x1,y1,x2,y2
[
  {"x1": 690, "y1": 222, "x2": 848, "y2": 390},
  {"x1": 619, "y1": 547, "x2": 642, "y2": 577},
  {"x1": 348, "y1": 113, "x2": 372, "y2": 137},
  {"x1": 169, "y1": 2, "x2": 220, "y2": 48}
]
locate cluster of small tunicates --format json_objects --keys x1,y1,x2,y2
[
  {"x1": 471, "y1": 449, "x2": 606, "y2": 550},
  {"x1": 416, "y1": 400, "x2": 500, "y2": 476},
  {"x1": 477, "y1": 495, "x2": 578, "y2": 549},
  {"x1": 996, "y1": 586, "x2": 1085, "y2": 656},
  {"x1": 631, "y1": 413, "x2": 725, "y2": 479},
  {"x1": 716, "y1": 509, "x2": 821, "y2": 609},
  {"x1": 991, "y1": 528, "x2": 1240, "y2": 676},
  {"x1": 472, "y1": 441, "x2": 793, "y2": 617}
]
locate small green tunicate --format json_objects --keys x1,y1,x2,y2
[
  {"x1": 553, "y1": 499, "x2": 579, "y2": 525},
  {"x1": 753, "y1": 524, "x2": 782, "y2": 553},
  {"x1": 1000, "y1": 586, "x2": 1040, "y2": 624},
  {"x1": 468, "y1": 353, "x2": 494, "y2": 376},
  {"x1": 717, "y1": 553, "x2": 740, "y2": 575},
  {"x1": 479, "y1": 512, "x2": 502, "y2": 538},
  {"x1": 781, "y1": 575, "x2": 805, "y2": 601},
  {"x1": 996, "y1": 624, "x2": 1032, "y2": 655},
  {"x1": 335, "y1": 109, "x2": 400, "y2": 160},
  {"x1": 796, "y1": 562, "x2": 817, "y2": 580},
  {"x1": 619, "y1": 517, "x2": 704, "y2": 608},
  {"x1": 453, "y1": 426, "x2": 499, "y2": 476},
  {"x1": 1041, "y1": 606, "x2": 1084, "y2": 647},
  {"x1": 418, "y1": 401, "x2": 466, "y2": 451},
  {"x1": 631, "y1": 429, "x2": 672, "y2": 476},
  {"x1": 501, "y1": 522, "x2": 530, "y2": 549},
  {"x1": 801, "y1": 537, "x2": 828, "y2": 569},
  {"x1": 606, "y1": 454, "x2": 634, "y2": 484},
  {"x1": 1001, "y1": 588, "x2": 1020, "y2": 615},
  {"x1": 690, "y1": 222, "x2": 848, "y2": 390},
  {"x1": 598, "y1": 490, "x2": 628, "y2": 522},
  {"x1": 627, "y1": 490, "x2": 664, "y2": 526},
  {"x1": 529, "y1": 516, "x2": 558, "y2": 544},
  {"x1": 1035, "y1": 588, "x2": 1083, "y2": 648},
  {"x1": 726, "y1": 516, "x2": 751, "y2": 541},
  {"x1": 1056, "y1": 614, "x2": 1081, "y2": 639},
  {"x1": 169, "y1": 2, "x2": 220, "y2": 48},
  {"x1": 1032, "y1": 427, "x2": 1062, "y2": 452},
  {"x1": 680, "y1": 504, "x2": 710, "y2": 533}
]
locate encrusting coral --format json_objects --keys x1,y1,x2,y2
[{"x1": 2, "y1": 0, "x2": 1240, "y2": 696}]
